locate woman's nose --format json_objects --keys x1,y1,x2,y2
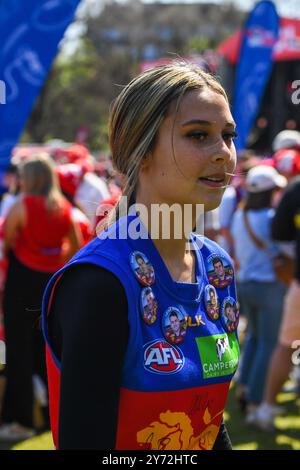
[{"x1": 210, "y1": 138, "x2": 235, "y2": 165}]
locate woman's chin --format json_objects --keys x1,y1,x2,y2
[{"x1": 199, "y1": 196, "x2": 223, "y2": 213}]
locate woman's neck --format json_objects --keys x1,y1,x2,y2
[
  {"x1": 135, "y1": 193, "x2": 196, "y2": 283},
  {"x1": 153, "y1": 238, "x2": 196, "y2": 284}
]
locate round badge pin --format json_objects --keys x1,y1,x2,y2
[
  {"x1": 206, "y1": 254, "x2": 234, "y2": 290},
  {"x1": 221, "y1": 297, "x2": 239, "y2": 333},
  {"x1": 130, "y1": 251, "x2": 155, "y2": 286},
  {"x1": 162, "y1": 306, "x2": 187, "y2": 345},
  {"x1": 204, "y1": 284, "x2": 220, "y2": 320},
  {"x1": 140, "y1": 287, "x2": 158, "y2": 325}
]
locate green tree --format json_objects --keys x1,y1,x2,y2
[
  {"x1": 23, "y1": 1, "x2": 244, "y2": 151},
  {"x1": 24, "y1": 39, "x2": 120, "y2": 150}
]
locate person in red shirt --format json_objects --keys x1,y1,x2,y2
[
  {"x1": 94, "y1": 170, "x2": 124, "y2": 236},
  {"x1": 55, "y1": 163, "x2": 93, "y2": 247},
  {"x1": 0, "y1": 154, "x2": 81, "y2": 442}
]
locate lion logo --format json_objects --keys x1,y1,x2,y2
[{"x1": 136, "y1": 407, "x2": 223, "y2": 450}]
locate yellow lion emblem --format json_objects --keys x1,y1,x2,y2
[{"x1": 137, "y1": 407, "x2": 223, "y2": 450}]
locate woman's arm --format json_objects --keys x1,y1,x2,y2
[
  {"x1": 212, "y1": 420, "x2": 232, "y2": 450},
  {"x1": 62, "y1": 219, "x2": 82, "y2": 262},
  {"x1": 3, "y1": 197, "x2": 25, "y2": 253},
  {"x1": 48, "y1": 263, "x2": 129, "y2": 449}
]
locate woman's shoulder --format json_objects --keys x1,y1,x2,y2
[
  {"x1": 249, "y1": 207, "x2": 275, "y2": 222},
  {"x1": 5, "y1": 194, "x2": 25, "y2": 218},
  {"x1": 58, "y1": 233, "x2": 136, "y2": 293},
  {"x1": 55, "y1": 262, "x2": 126, "y2": 296},
  {"x1": 46, "y1": 262, "x2": 128, "y2": 365}
]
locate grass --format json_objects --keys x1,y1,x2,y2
[
  {"x1": 7, "y1": 384, "x2": 300, "y2": 451},
  {"x1": 225, "y1": 384, "x2": 300, "y2": 450},
  {"x1": 13, "y1": 432, "x2": 54, "y2": 450}
]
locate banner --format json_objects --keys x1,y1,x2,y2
[
  {"x1": 233, "y1": 1, "x2": 279, "y2": 152},
  {"x1": 0, "y1": 0, "x2": 81, "y2": 178}
]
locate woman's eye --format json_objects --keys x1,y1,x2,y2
[
  {"x1": 187, "y1": 132, "x2": 208, "y2": 141},
  {"x1": 223, "y1": 131, "x2": 238, "y2": 142}
]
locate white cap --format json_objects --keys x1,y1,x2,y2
[
  {"x1": 273, "y1": 130, "x2": 300, "y2": 152},
  {"x1": 246, "y1": 165, "x2": 287, "y2": 193}
]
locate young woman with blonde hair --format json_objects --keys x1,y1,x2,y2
[
  {"x1": 43, "y1": 63, "x2": 240, "y2": 450},
  {"x1": 0, "y1": 154, "x2": 81, "y2": 441}
]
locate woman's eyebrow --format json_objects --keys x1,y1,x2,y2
[{"x1": 182, "y1": 119, "x2": 236, "y2": 128}]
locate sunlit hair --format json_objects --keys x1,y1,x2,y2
[
  {"x1": 108, "y1": 62, "x2": 229, "y2": 224},
  {"x1": 19, "y1": 153, "x2": 64, "y2": 211}
]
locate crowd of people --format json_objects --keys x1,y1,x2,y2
[
  {"x1": 209, "y1": 129, "x2": 300, "y2": 431},
  {"x1": 0, "y1": 144, "x2": 120, "y2": 441},
  {"x1": 0, "y1": 68, "x2": 299, "y2": 447}
]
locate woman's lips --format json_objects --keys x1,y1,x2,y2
[{"x1": 198, "y1": 174, "x2": 226, "y2": 188}]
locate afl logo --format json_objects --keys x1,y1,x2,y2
[{"x1": 143, "y1": 339, "x2": 185, "y2": 375}]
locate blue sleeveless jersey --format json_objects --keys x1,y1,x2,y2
[{"x1": 42, "y1": 215, "x2": 240, "y2": 450}]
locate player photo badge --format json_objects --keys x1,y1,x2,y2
[
  {"x1": 140, "y1": 287, "x2": 158, "y2": 325},
  {"x1": 206, "y1": 254, "x2": 234, "y2": 289},
  {"x1": 221, "y1": 297, "x2": 239, "y2": 333},
  {"x1": 162, "y1": 306, "x2": 187, "y2": 345},
  {"x1": 204, "y1": 284, "x2": 220, "y2": 320},
  {"x1": 130, "y1": 251, "x2": 155, "y2": 287}
]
